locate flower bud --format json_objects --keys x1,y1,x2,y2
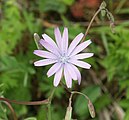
[
  {"x1": 100, "y1": 1, "x2": 107, "y2": 9},
  {"x1": 34, "y1": 33, "x2": 42, "y2": 49},
  {"x1": 88, "y1": 100, "x2": 95, "y2": 118},
  {"x1": 65, "y1": 106, "x2": 72, "y2": 120}
]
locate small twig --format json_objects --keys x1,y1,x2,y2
[
  {"x1": 60, "y1": 81, "x2": 71, "y2": 93},
  {"x1": 2, "y1": 101, "x2": 18, "y2": 120},
  {"x1": 71, "y1": 91, "x2": 90, "y2": 101},
  {"x1": 0, "y1": 97, "x2": 49, "y2": 120},
  {"x1": 0, "y1": 97, "x2": 49, "y2": 105},
  {"x1": 82, "y1": 8, "x2": 102, "y2": 42}
]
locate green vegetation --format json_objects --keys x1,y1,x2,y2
[{"x1": 0, "y1": 0, "x2": 129, "y2": 119}]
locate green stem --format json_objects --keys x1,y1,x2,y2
[
  {"x1": 48, "y1": 103, "x2": 51, "y2": 120},
  {"x1": 47, "y1": 88, "x2": 55, "y2": 120}
]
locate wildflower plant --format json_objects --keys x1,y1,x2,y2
[
  {"x1": 0, "y1": 1, "x2": 115, "y2": 120},
  {"x1": 33, "y1": 27, "x2": 93, "y2": 88}
]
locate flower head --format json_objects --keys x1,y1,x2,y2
[{"x1": 34, "y1": 27, "x2": 93, "y2": 88}]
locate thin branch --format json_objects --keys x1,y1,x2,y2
[
  {"x1": 71, "y1": 91, "x2": 90, "y2": 101},
  {"x1": 82, "y1": 8, "x2": 101, "y2": 42},
  {"x1": 2, "y1": 101, "x2": 18, "y2": 120},
  {"x1": 0, "y1": 97, "x2": 49, "y2": 105},
  {"x1": 60, "y1": 81, "x2": 71, "y2": 93}
]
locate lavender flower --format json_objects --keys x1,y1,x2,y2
[{"x1": 34, "y1": 27, "x2": 93, "y2": 88}]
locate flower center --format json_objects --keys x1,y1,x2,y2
[{"x1": 59, "y1": 55, "x2": 69, "y2": 63}]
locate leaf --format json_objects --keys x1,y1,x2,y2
[
  {"x1": 0, "y1": 1, "x2": 25, "y2": 56},
  {"x1": 119, "y1": 99, "x2": 129, "y2": 109},
  {"x1": 95, "y1": 94, "x2": 111, "y2": 112},
  {"x1": 23, "y1": 11, "x2": 40, "y2": 33},
  {"x1": 38, "y1": 0, "x2": 67, "y2": 14},
  {"x1": 119, "y1": 80, "x2": 129, "y2": 90},
  {"x1": 39, "y1": 77, "x2": 64, "y2": 99},
  {"x1": 0, "y1": 103, "x2": 8, "y2": 120},
  {"x1": 124, "y1": 109, "x2": 129, "y2": 120},
  {"x1": 37, "y1": 106, "x2": 47, "y2": 120},
  {"x1": 63, "y1": 0, "x2": 75, "y2": 6},
  {"x1": 126, "y1": 88, "x2": 129, "y2": 99},
  {"x1": 51, "y1": 104, "x2": 65, "y2": 120},
  {"x1": 0, "y1": 55, "x2": 35, "y2": 90},
  {"x1": 24, "y1": 117, "x2": 37, "y2": 120}
]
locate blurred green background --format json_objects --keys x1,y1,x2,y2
[{"x1": 0, "y1": 0, "x2": 129, "y2": 120}]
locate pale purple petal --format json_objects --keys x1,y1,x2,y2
[
  {"x1": 70, "y1": 40, "x2": 92, "y2": 56},
  {"x1": 64, "y1": 65, "x2": 72, "y2": 88},
  {"x1": 70, "y1": 64, "x2": 81, "y2": 85},
  {"x1": 34, "y1": 59, "x2": 57, "y2": 66},
  {"x1": 68, "y1": 33, "x2": 84, "y2": 55},
  {"x1": 72, "y1": 53, "x2": 94, "y2": 59},
  {"x1": 54, "y1": 27, "x2": 61, "y2": 48},
  {"x1": 33, "y1": 50, "x2": 57, "y2": 59},
  {"x1": 54, "y1": 67, "x2": 63, "y2": 87},
  {"x1": 40, "y1": 39, "x2": 60, "y2": 56},
  {"x1": 47, "y1": 63, "x2": 62, "y2": 77},
  {"x1": 65, "y1": 63, "x2": 77, "y2": 80},
  {"x1": 69, "y1": 59, "x2": 91, "y2": 69},
  {"x1": 61, "y1": 27, "x2": 68, "y2": 53},
  {"x1": 42, "y1": 34, "x2": 58, "y2": 49}
]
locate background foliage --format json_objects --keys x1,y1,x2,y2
[{"x1": 0, "y1": 0, "x2": 129, "y2": 120}]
